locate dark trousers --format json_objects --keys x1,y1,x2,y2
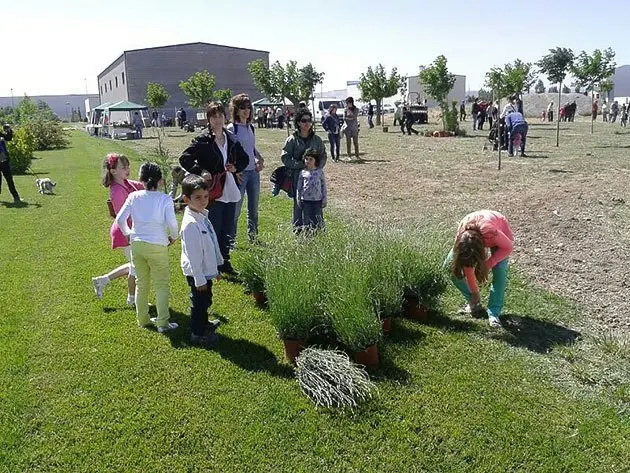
[
  {"x1": 404, "y1": 121, "x2": 418, "y2": 135},
  {"x1": 208, "y1": 200, "x2": 237, "y2": 264},
  {"x1": 488, "y1": 116, "x2": 493, "y2": 129},
  {"x1": 368, "y1": 114, "x2": 374, "y2": 128},
  {"x1": 186, "y1": 276, "x2": 213, "y2": 336},
  {"x1": 328, "y1": 132, "x2": 340, "y2": 160},
  {"x1": 300, "y1": 200, "x2": 324, "y2": 230},
  {"x1": 0, "y1": 160, "x2": 20, "y2": 201},
  {"x1": 508, "y1": 123, "x2": 528, "y2": 155}
]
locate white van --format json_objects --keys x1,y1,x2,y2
[{"x1": 310, "y1": 98, "x2": 346, "y2": 122}]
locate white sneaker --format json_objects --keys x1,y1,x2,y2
[
  {"x1": 458, "y1": 304, "x2": 473, "y2": 315},
  {"x1": 126, "y1": 295, "x2": 135, "y2": 307},
  {"x1": 91, "y1": 276, "x2": 109, "y2": 300},
  {"x1": 488, "y1": 316, "x2": 502, "y2": 328},
  {"x1": 157, "y1": 322, "x2": 178, "y2": 333}
]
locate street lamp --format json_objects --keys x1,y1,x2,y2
[
  {"x1": 65, "y1": 102, "x2": 70, "y2": 122},
  {"x1": 10, "y1": 88, "x2": 14, "y2": 108}
]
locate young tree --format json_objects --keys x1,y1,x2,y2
[
  {"x1": 599, "y1": 79, "x2": 614, "y2": 103},
  {"x1": 477, "y1": 88, "x2": 493, "y2": 102},
  {"x1": 249, "y1": 60, "x2": 324, "y2": 134},
  {"x1": 420, "y1": 55, "x2": 456, "y2": 131},
  {"x1": 146, "y1": 82, "x2": 171, "y2": 135},
  {"x1": 485, "y1": 67, "x2": 510, "y2": 170},
  {"x1": 213, "y1": 88, "x2": 234, "y2": 108},
  {"x1": 537, "y1": 47, "x2": 574, "y2": 147},
  {"x1": 571, "y1": 48, "x2": 616, "y2": 133},
  {"x1": 358, "y1": 64, "x2": 403, "y2": 126},
  {"x1": 534, "y1": 79, "x2": 546, "y2": 94},
  {"x1": 503, "y1": 59, "x2": 536, "y2": 97},
  {"x1": 14, "y1": 96, "x2": 38, "y2": 125},
  {"x1": 179, "y1": 70, "x2": 216, "y2": 109},
  {"x1": 248, "y1": 60, "x2": 323, "y2": 107}
]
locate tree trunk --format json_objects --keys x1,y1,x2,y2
[
  {"x1": 556, "y1": 85, "x2": 561, "y2": 147},
  {"x1": 590, "y1": 90, "x2": 594, "y2": 134},
  {"x1": 497, "y1": 96, "x2": 502, "y2": 171},
  {"x1": 376, "y1": 100, "x2": 382, "y2": 126}
]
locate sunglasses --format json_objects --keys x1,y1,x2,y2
[{"x1": 300, "y1": 118, "x2": 312, "y2": 123}]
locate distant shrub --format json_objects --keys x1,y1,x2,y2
[
  {"x1": 25, "y1": 117, "x2": 69, "y2": 150},
  {"x1": 5, "y1": 126, "x2": 35, "y2": 174}
]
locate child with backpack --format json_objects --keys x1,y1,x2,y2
[{"x1": 92, "y1": 153, "x2": 144, "y2": 305}]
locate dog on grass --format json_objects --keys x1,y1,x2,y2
[{"x1": 35, "y1": 178, "x2": 57, "y2": 194}]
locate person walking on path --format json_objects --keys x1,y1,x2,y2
[
  {"x1": 367, "y1": 102, "x2": 374, "y2": 128},
  {"x1": 443, "y1": 209, "x2": 514, "y2": 328}
]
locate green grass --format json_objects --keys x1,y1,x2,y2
[{"x1": 0, "y1": 131, "x2": 628, "y2": 472}]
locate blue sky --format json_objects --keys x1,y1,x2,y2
[{"x1": 3, "y1": 0, "x2": 628, "y2": 97}]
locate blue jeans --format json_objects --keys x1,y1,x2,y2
[
  {"x1": 508, "y1": 123, "x2": 528, "y2": 155},
  {"x1": 300, "y1": 200, "x2": 324, "y2": 230},
  {"x1": 234, "y1": 169, "x2": 260, "y2": 239},
  {"x1": 208, "y1": 201, "x2": 237, "y2": 264},
  {"x1": 328, "y1": 133, "x2": 340, "y2": 160},
  {"x1": 443, "y1": 249, "x2": 509, "y2": 318}
]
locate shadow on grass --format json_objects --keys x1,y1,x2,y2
[
  {"x1": 493, "y1": 313, "x2": 581, "y2": 354},
  {"x1": 521, "y1": 154, "x2": 549, "y2": 159},
  {"x1": 593, "y1": 144, "x2": 630, "y2": 149},
  {"x1": 0, "y1": 200, "x2": 41, "y2": 208},
  {"x1": 164, "y1": 310, "x2": 293, "y2": 378},
  {"x1": 417, "y1": 310, "x2": 480, "y2": 333}
]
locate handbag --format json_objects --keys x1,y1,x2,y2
[{"x1": 207, "y1": 171, "x2": 227, "y2": 201}]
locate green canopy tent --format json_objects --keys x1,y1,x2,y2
[{"x1": 102, "y1": 101, "x2": 149, "y2": 139}]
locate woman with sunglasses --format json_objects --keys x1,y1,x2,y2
[
  {"x1": 280, "y1": 108, "x2": 327, "y2": 229},
  {"x1": 227, "y1": 94, "x2": 264, "y2": 243}
]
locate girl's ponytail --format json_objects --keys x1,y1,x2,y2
[{"x1": 138, "y1": 162, "x2": 162, "y2": 190}]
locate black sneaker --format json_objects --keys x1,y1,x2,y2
[
  {"x1": 206, "y1": 319, "x2": 221, "y2": 334},
  {"x1": 218, "y1": 262, "x2": 237, "y2": 276}
]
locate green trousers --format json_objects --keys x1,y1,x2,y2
[
  {"x1": 443, "y1": 249, "x2": 509, "y2": 318},
  {"x1": 131, "y1": 241, "x2": 170, "y2": 328}
]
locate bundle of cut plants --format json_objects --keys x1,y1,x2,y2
[{"x1": 295, "y1": 347, "x2": 377, "y2": 409}]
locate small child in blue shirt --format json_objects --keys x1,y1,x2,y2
[{"x1": 296, "y1": 148, "x2": 327, "y2": 231}]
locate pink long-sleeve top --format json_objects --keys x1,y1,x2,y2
[
  {"x1": 109, "y1": 179, "x2": 144, "y2": 249},
  {"x1": 455, "y1": 210, "x2": 514, "y2": 295}
]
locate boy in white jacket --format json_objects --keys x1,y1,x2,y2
[{"x1": 180, "y1": 174, "x2": 224, "y2": 346}]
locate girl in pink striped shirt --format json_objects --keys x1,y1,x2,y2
[
  {"x1": 444, "y1": 210, "x2": 514, "y2": 327},
  {"x1": 91, "y1": 153, "x2": 144, "y2": 306}
]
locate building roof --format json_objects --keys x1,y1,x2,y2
[{"x1": 98, "y1": 41, "x2": 269, "y2": 78}]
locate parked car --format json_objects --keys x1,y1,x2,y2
[{"x1": 381, "y1": 103, "x2": 396, "y2": 114}]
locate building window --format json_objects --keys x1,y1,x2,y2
[
  {"x1": 122, "y1": 72, "x2": 125, "y2": 85},
  {"x1": 100, "y1": 85, "x2": 103, "y2": 95},
  {"x1": 104, "y1": 83, "x2": 107, "y2": 93},
  {"x1": 109, "y1": 80, "x2": 112, "y2": 90},
  {"x1": 115, "y1": 77, "x2": 118, "y2": 88}
]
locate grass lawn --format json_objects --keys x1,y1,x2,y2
[{"x1": 0, "y1": 129, "x2": 628, "y2": 472}]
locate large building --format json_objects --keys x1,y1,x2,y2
[
  {"x1": 608, "y1": 65, "x2": 630, "y2": 103},
  {"x1": 0, "y1": 94, "x2": 98, "y2": 120},
  {"x1": 97, "y1": 42, "x2": 269, "y2": 118}
]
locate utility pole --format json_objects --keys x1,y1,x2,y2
[{"x1": 10, "y1": 88, "x2": 14, "y2": 108}]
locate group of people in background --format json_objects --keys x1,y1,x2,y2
[
  {"x1": 601, "y1": 100, "x2": 629, "y2": 126},
  {"x1": 469, "y1": 99, "x2": 498, "y2": 131},
  {"x1": 256, "y1": 106, "x2": 287, "y2": 129}
]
